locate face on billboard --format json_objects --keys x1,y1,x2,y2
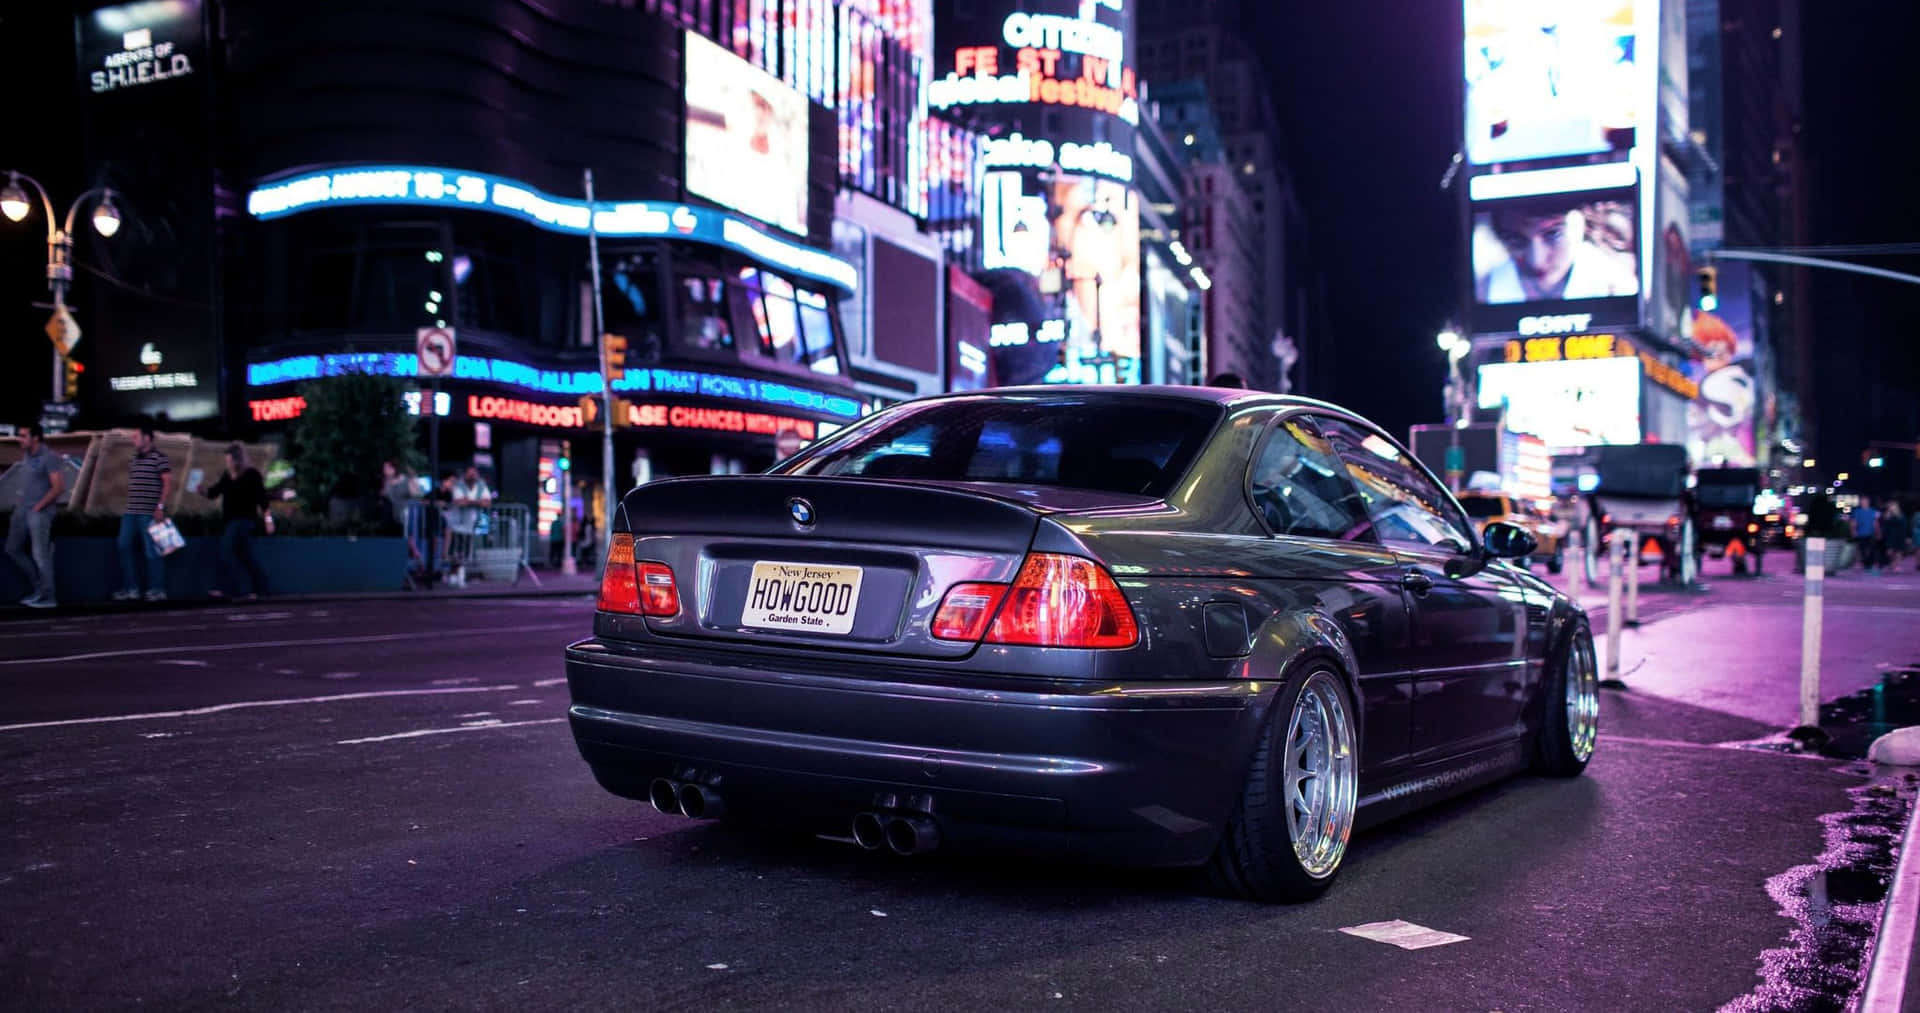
[
  {"x1": 1478, "y1": 356, "x2": 1642, "y2": 450},
  {"x1": 1464, "y1": 0, "x2": 1639, "y2": 167},
  {"x1": 684, "y1": 32, "x2": 810, "y2": 236},
  {"x1": 1474, "y1": 191, "x2": 1638, "y2": 306}
]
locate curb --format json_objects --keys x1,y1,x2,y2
[{"x1": 1859, "y1": 782, "x2": 1920, "y2": 1011}]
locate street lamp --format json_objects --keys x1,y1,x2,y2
[{"x1": 1, "y1": 170, "x2": 124, "y2": 403}]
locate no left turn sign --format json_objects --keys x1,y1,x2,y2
[{"x1": 416, "y1": 326, "x2": 456, "y2": 378}]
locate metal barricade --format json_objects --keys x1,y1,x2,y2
[{"x1": 401, "y1": 501, "x2": 542, "y2": 588}]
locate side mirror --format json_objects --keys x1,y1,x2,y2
[{"x1": 1482, "y1": 520, "x2": 1538, "y2": 560}]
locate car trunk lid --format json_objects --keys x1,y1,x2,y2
[{"x1": 614, "y1": 476, "x2": 1047, "y2": 658}]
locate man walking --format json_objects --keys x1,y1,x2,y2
[
  {"x1": 7, "y1": 423, "x2": 64, "y2": 608},
  {"x1": 1853, "y1": 496, "x2": 1883, "y2": 574},
  {"x1": 115, "y1": 426, "x2": 174, "y2": 601}
]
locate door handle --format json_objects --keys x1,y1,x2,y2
[{"x1": 1402, "y1": 567, "x2": 1434, "y2": 598}]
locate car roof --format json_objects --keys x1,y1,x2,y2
[{"x1": 912, "y1": 384, "x2": 1364, "y2": 415}]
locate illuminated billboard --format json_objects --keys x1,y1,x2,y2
[
  {"x1": 1478, "y1": 356, "x2": 1643, "y2": 450},
  {"x1": 979, "y1": 170, "x2": 1139, "y2": 385},
  {"x1": 1463, "y1": 0, "x2": 1640, "y2": 168},
  {"x1": 932, "y1": 0, "x2": 1137, "y2": 166},
  {"x1": 1470, "y1": 187, "x2": 1639, "y2": 334},
  {"x1": 684, "y1": 31, "x2": 810, "y2": 236},
  {"x1": 1687, "y1": 260, "x2": 1758, "y2": 466}
]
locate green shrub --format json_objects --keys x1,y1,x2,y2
[{"x1": 287, "y1": 372, "x2": 421, "y2": 514}]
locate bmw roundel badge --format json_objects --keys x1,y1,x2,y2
[{"x1": 787, "y1": 497, "x2": 815, "y2": 527}]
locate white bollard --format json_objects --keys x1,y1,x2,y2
[
  {"x1": 1626, "y1": 533, "x2": 1641, "y2": 626},
  {"x1": 1606, "y1": 530, "x2": 1626, "y2": 683},
  {"x1": 1800, "y1": 537, "x2": 1825, "y2": 730}
]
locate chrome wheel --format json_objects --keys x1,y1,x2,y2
[
  {"x1": 1283, "y1": 670, "x2": 1358, "y2": 879},
  {"x1": 1566, "y1": 633, "x2": 1600, "y2": 763}
]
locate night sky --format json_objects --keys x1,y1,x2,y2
[{"x1": 1257, "y1": 2, "x2": 1920, "y2": 466}]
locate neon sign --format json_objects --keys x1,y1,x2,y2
[
  {"x1": 932, "y1": 8, "x2": 1138, "y2": 127},
  {"x1": 245, "y1": 165, "x2": 856, "y2": 294},
  {"x1": 249, "y1": 396, "x2": 306, "y2": 422},
  {"x1": 468, "y1": 396, "x2": 584, "y2": 428},
  {"x1": 246, "y1": 353, "x2": 864, "y2": 420},
  {"x1": 629, "y1": 404, "x2": 816, "y2": 439}
]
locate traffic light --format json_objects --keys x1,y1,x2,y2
[
  {"x1": 601, "y1": 332, "x2": 628, "y2": 382},
  {"x1": 577, "y1": 393, "x2": 599, "y2": 425},
  {"x1": 62, "y1": 356, "x2": 82, "y2": 399},
  {"x1": 1697, "y1": 266, "x2": 1718, "y2": 313}
]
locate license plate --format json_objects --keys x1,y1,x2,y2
[
  {"x1": 741, "y1": 561, "x2": 864, "y2": 636},
  {"x1": 1712, "y1": 516, "x2": 1735, "y2": 530}
]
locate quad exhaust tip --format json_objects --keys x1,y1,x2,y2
[
  {"x1": 650, "y1": 778, "x2": 726, "y2": 820},
  {"x1": 678, "y1": 782, "x2": 725, "y2": 821},
  {"x1": 851, "y1": 811, "x2": 887, "y2": 850},
  {"x1": 850, "y1": 811, "x2": 940, "y2": 855},
  {"x1": 649, "y1": 778, "x2": 683, "y2": 816},
  {"x1": 884, "y1": 814, "x2": 939, "y2": 856}
]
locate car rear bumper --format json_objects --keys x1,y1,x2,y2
[{"x1": 564, "y1": 638, "x2": 1271, "y2": 866}]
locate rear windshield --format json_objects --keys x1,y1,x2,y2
[
  {"x1": 1694, "y1": 484, "x2": 1757, "y2": 508},
  {"x1": 1459, "y1": 496, "x2": 1506, "y2": 518},
  {"x1": 1593, "y1": 446, "x2": 1689, "y2": 498},
  {"x1": 779, "y1": 397, "x2": 1221, "y2": 498}
]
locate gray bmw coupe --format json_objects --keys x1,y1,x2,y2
[{"x1": 565, "y1": 387, "x2": 1598, "y2": 901}]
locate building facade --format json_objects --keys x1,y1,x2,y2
[
  {"x1": 1688, "y1": 0, "x2": 1809, "y2": 463},
  {"x1": 66, "y1": 0, "x2": 981, "y2": 536},
  {"x1": 1135, "y1": 0, "x2": 1313, "y2": 392}
]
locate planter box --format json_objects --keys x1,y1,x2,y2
[
  {"x1": 1793, "y1": 537, "x2": 1855, "y2": 574},
  {"x1": 1, "y1": 535, "x2": 408, "y2": 603}
]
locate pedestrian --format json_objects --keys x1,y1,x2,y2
[
  {"x1": 1852, "y1": 496, "x2": 1882, "y2": 574},
  {"x1": 6, "y1": 423, "x2": 65, "y2": 608},
  {"x1": 447, "y1": 465, "x2": 493, "y2": 587},
  {"x1": 381, "y1": 459, "x2": 416, "y2": 527},
  {"x1": 114, "y1": 425, "x2": 174, "y2": 602},
  {"x1": 200, "y1": 443, "x2": 270, "y2": 599},
  {"x1": 1881, "y1": 501, "x2": 1910, "y2": 569}
]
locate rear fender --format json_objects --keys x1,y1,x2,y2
[{"x1": 1224, "y1": 607, "x2": 1363, "y2": 780}]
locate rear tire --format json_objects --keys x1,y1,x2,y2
[
  {"x1": 1536, "y1": 622, "x2": 1599, "y2": 777},
  {"x1": 1207, "y1": 666, "x2": 1358, "y2": 902}
]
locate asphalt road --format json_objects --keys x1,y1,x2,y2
[{"x1": 0, "y1": 576, "x2": 1913, "y2": 1012}]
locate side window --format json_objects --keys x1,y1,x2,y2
[
  {"x1": 1317, "y1": 416, "x2": 1474, "y2": 554},
  {"x1": 1248, "y1": 417, "x2": 1375, "y2": 541}
]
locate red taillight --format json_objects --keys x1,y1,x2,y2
[
  {"x1": 984, "y1": 553, "x2": 1138, "y2": 649},
  {"x1": 639, "y1": 561, "x2": 680, "y2": 618},
  {"x1": 597, "y1": 534, "x2": 640, "y2": 614},
  {"x1": 931, "y1": 582, "x2": 1010, "y2": 641},
  {"x1": 597, "y1": 535, "x2": 680, "y2": 618}
]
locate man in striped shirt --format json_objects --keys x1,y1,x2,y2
[{"x1": 115, "y1": 426, "x2": 173, "y2": 602}]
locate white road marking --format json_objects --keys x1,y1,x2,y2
[
  {"x1": 453, "y1": 711, "x2": 493, "y2": 719},
  {"x1": 1338, "y1": 920, "x2": 1470, "y2": 950},
  {"x1": 0, "y1": 685, "x2": 520, "y2": 734},
  {"x1": 228, "y1": 611, "x2": 296, "y2": 622},
  {"x1": 335, "y1": 717, "x2": 564, "y2": 745},
  {"x1": 319, "y1": 672, "x2": 360, "y2": 680},
  {"x1": 0, "y1": 622, "x2": 577, "y2": 667},
  {"x1": 532, "y1": 677, "x2": 567, "y2": 687},
  {"x1": 508, "y1": 699, "x2": 545, "y2": 706},
  {"x1": 157, "y1": 660, "x2": 210, "y2": 668},
  {"x1": 431, "y1": 678, "x2": 480, "y2": 686}
]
